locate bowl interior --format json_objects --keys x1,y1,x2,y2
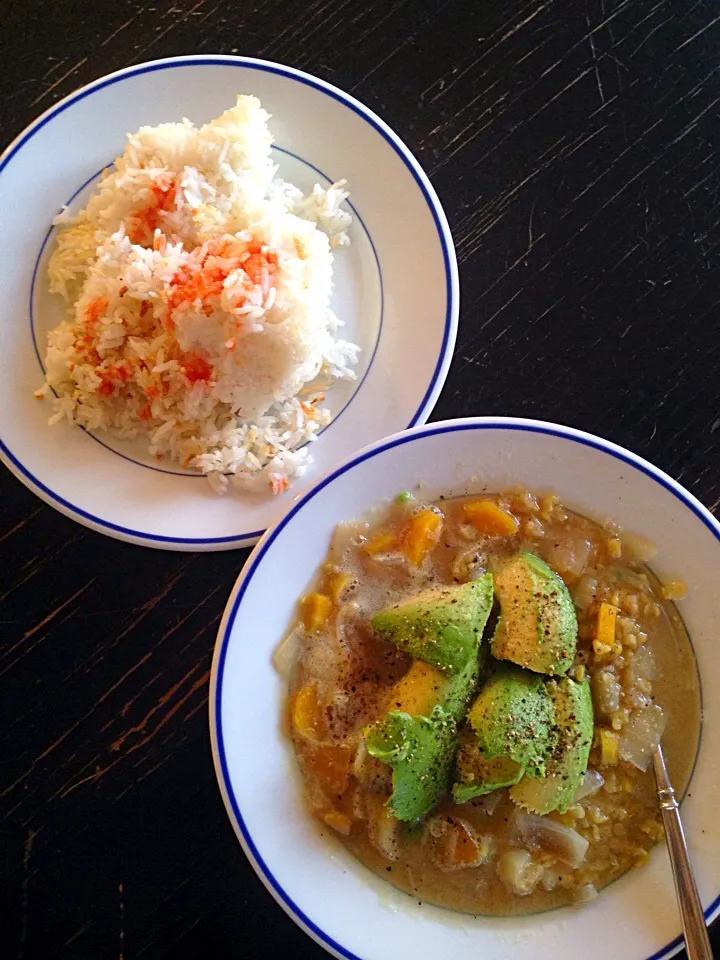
[
  {"x1": 212, "y1": 418, "x2": 720, "y2": 960},
  {"x1": 0, "y1": 57, "x2": 456, "y2": 549}
]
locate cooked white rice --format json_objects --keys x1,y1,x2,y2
[{"x1": 43, "y1": 95, "x2": 359, "y2": 494}]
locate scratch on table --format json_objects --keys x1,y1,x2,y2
[
  {"x1": 57, "y1": 668, "x2": 210, "y2": 798},
  {"x1": 77, "y1": 561, "x2": 192, "y2": 674},
  {"x1": 110, "y1": 663, "x2": 205, "y2": 752},
  {"x1": 0, "y1": 506, "x2": 44, "y2": 544},
  {"x1": 540, "y1": 0, "x2": 632, "y2": 81},
  {"x1": 18, "y1": 827, "x2": 37, "y2": 959},
  {"x1": 625, "y1": 13, "x2": 676, "y2": 60},
  {"x1": 28, "y1": 58, "x2": 88, "y2": 109},
  {"x1": 585, "y1": 11, "x2": 606, "y2": 105},
  {"x1": 132, "y1": 0, "x2": 207, "y2": 60},
  {"x1": 118, "y1": 882, "x2": 125, "y2": 960},
  {"x1": 431, "y1": 2, "x2": 550, "y2": 104},
  {"x1": 0, "y1": 531, "x2": 88, "y2": 607},
  {"x1": 100, "y1": 14, "x2": 141, "y2": 47},
  {"x1": 41, "y1": 58, "x2": 68, "y2": 80},
  {"x1": 0, "y1": 578, "x2": 97, "y2": 677},
  {"x1": 64, "y1": 921, "x2": 92, "y2": 946},
  {"x1": 675, "y1": 12, "x2": 720, "y2": 53}
]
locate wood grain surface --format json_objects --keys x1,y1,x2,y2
[{"x1": 1, "y1": 1, "x2": 719, "y2": 957}]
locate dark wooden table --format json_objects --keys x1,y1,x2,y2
[{"x1": 2, "y1": 1, "x2": 719, "y2": 957}]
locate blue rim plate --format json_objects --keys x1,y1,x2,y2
[
  {"x1": 0, "y1": 56, "x2": 458, "y2": 550},
  {"x1": 210, "y1": 417, "x2": 720, "y2": 960}
]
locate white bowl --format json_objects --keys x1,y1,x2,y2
[
  {"x1": 210, "y1": 417, "x2": 720, "y2": 960},
  {"x1": 0, "y1": 55, "x2": 457, "y2": 550}
]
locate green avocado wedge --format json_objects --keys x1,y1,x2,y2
[
  {"x1": 466, "y1": 663, "x2": 557, "y2": 776},
  {"x1": 371, "y1": 574, "x2": 494, "y2": 675},
  {"x1": 366, "y1": 637, "x2": 484, "y2": 821},
  {"x1": 366, "y1": 707, "x2": 458, "y2": 821},
  {"x1": 366, "y1": 574, "x2": 494, "y2": 821},
  {"x1": 510, "y1": 677, "x2": 594, "y2": 814},
  {"x1": 452, "y1": 728, "x2": 524, "y2": 802},
  {"x1": 491, "y1": 552, "x2": 577, "y2": 675}
]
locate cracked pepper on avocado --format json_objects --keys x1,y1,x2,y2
[{"x1": 277, "y1": 487, "x2": 700, "y2": 914}]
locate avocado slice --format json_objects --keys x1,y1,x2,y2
[
  {"x1": 371, "y1": 574, "x2": 494, "y2": 675},
  {"x1": 453, "y1": 728, "x2": 524, "y2": 802},
  {"x1": 466, "y1": 663, "x2": 557, "y2": 776},
  {"x1": 366, "y1": 706, "x2": 458, "y2": 821},
  {"x1": 491, "y1": 552, "x2": 577, "y2": 675},
  {"x1": 366, "y1": 601, "x2": 487, "y2": 822},
  {"x1": 510, "y1": 677, "x2": 594, "y2": 814}
]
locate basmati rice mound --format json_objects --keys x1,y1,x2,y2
[{"x1": 43, "y1": 95, "x2": 359, "y2": 495}]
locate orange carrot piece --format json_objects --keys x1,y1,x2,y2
[
  {"x1": 300, "y1": 593, "x2": 333, "y2": 632},
  {"x1": 462, "y1": 499, "x2": 519, "y2": 535},
  {"x1": 305, "y1": 744, "x2": 352, "y2": 796},
  {"x1": 402, "y1": 508, "x2": 443, "y2": 565}
]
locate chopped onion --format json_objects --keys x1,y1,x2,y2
[
  {"x1": 272, "y1": 625, "x2": 302, "y2": 678},
  {"x1": 574, "y1": 769, "x2": 605, "y2": 801},
  {"x1": 592, "y1": 669, "x2": 622, "y2": 720},
  {"x1": 367, "y1": 797, "x2": 400, "y2": 861},
  {"x1": 353, "y1": 739, "x2": 392, "y2": 793},
  {"x1": 629, "y1": 645, "x2": 657, "y2": 682},
  {"x1": 546, "y1": 536, "x2": 592, "y2": 579},
  {"x1": 573, "y1": 576, "x2": 598, "y2": 611},
  {"x1": 509, "y1": 810, "x2": 589, "y2": 868},
  {"x1": 467, "y1": 789, "x2": 505, "y2": 816},
  {"x1": 620, "y1": 530, "x2": 657, "y2": 563},
  {"x1": 496, "y1": 849, "x2": 543, "y2": 896},
  {"x1": 303, "y1": 635, "x2": 344, "y2": 682},
  {"x1": 619, "y1": 704, "x2": 667, "y2": 771},
  {"x1": 574, "y1": 883, "x2": 598, "y2": 904},
  {"x1": 330, "y1": 520, "x2": 369, "y2": 562},
  {"x1": 451, "y1": 547, "x2": 488, "y2": 583}
]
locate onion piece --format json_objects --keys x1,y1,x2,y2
[
  {"x1": 467, "y1": 788, "x2": 505, "y2": 816},
  {"x1": 574, "y1": 883, "x2": 598, "y2": 904},
  {"x1": 546, "y1": 536, "x2": 592, "y2": 579},
  {"x1": 620, "y1": 530, "x2": 657, "y2": 563},
  {"x1": 272, "y1": 624, "x2": 302, "y2": 678},
  {"x1": 366, "y1": 796, "x2": 400, "y2": 861},
  {"x1": 496, "y1": 849, "x2": 543, "y2": 896},
  {"x1": 629, "y1": 645, "x2": 657, "y2": 682},
  {"x1": 592, "y1": 669, "x2": 622, "y2": 720},
  {"x1": 619, "y1": 704, "x2": 667, "y2": 771},
  {"x1": 574, "y1": 769, "x2": 605, "y2": 801},
  {"x1": 572, "y1": 576, "x2": 598, "y2": 611},
  {"x1": 330, "y1": 520, "x2": 369, "y2": 562},
  {"x1": 509, "y1": 809, "x2": 589, "y2": 868}
]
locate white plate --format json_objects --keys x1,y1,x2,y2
[
  {"x1": 210, "y1": 417, "x2": 720, "y2": 960},
  {"x1": 0, "y1": 56, "x2": 457, "y2": 550}
]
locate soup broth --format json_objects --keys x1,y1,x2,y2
[{"x1": 282, "y1": 488, "x2": 700, "y2": 915}]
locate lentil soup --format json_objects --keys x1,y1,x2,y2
[{"x1": 280, "y1": 488, "x2": 700, "y2": 916}]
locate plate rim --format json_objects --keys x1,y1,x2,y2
[
  {"x1": 209, "y1": 415, "x2": 720, "y2": 960},
  {"x1": 0, "y1": 54, "x2": 459, "y2": 550}
]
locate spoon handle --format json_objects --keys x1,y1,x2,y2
[{"x1": 653, "y1": 747, "x2": 712, "y2": 960}]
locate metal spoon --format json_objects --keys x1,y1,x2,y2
[{"x1": 653, "y1": 745, "x2": 712, "y2": 960}]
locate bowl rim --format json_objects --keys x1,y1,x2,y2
[
  {"x1": 0, "y1": 53, "x2": 458, "y2": 547},
  {"x1": 209, "y1": 415, "x2": 720, "y2": 960}
]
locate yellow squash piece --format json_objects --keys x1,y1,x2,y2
[
  {"x1": 463, "y1": 499, "x2": 519, "y2": 536},
  {"x1": 301, "y1": 592, "x2": 333, "y2": 632},
  {"x1": 322, "y1": 809, "x2": 352, "y2": 835},
  {"x1": 403, "y1": 508, "x2": 444, "y2": 566},
  {"x1": 328, "y1": 571, "x2": 352, "y2": 602},
  {"x1": 364, "y1": 529, "x2": 398, "y2": 555},
  {"x1": 596, "y1": 602, "x2": 618, "y2": 649},
  {"x1": 305, "y1": 743, "x2": 352, "y2": 796},
  {"x1": 292, "y1": 683, "x2": 327, "y2": 741},
  {"x1": 600, "y1": 728, "x2": 619, "y2": 766},
  {"x1": 386, "y1": 660, "x2": 448, "y2": 716}
]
